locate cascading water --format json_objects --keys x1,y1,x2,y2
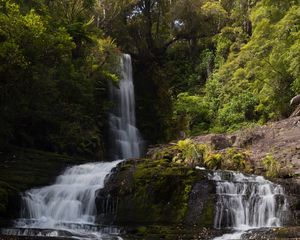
[
  {"x1": 12, "y1": 161, "x2": 123, "y2": 239},
  {"x1": 4, "y1": 54, "x2": 143, "y2": 239},
  {"x1": 109, "y1": 54, "x2": 143, "y2": 160},
  {"x1": 210, "y1": 171, "x2": 289, "y2": 240}
]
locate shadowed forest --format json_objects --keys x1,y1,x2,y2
[{"x1": 1, "y1": 0, "x2": 299, "y2": 159}]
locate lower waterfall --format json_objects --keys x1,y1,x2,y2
[
  {"x1": 9, "y1": 161, "x2": 123, "y2": 239},
  {"x1": 210, "y1": 171, "x2": 289, "y2": 240}
]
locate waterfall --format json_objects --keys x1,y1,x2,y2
[
  {"x1": 210, "y1": 171, "x2": 289, "y2": 240},
  {"x1": 108, "y1": 54, "x2": 143, "y2": 160},
  {"x1": 9, "y1": 54, "x2": 142, "y2": 239},
  {"x1": 14, "y1": 161, "x2": 122, "y2": 238}
]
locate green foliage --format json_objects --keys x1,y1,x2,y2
[
  {"x1": 174, "y1": 139, "x2": 207, "y2": 166},
  {"x1": 97, "y1": 0, "x2": 299, "y2": 141},
  {"x1": 203, "y1": 147, "x2": 252, "y2": 172},
  {"x1": 150, "y1": 145, "x2": 178, "y2": 161},
  {"x1": 173, "y1": 93, "x2": 210, "y2": 135},
  {"x1": 152, "y1": 141, "x2": 253, "y2": 172},
  {"x1": 1, "y1": 0, "x2": 299, "y2": 150},
  {"x1": 119, "y1": 158, "x2": 199, "y2": 224},
  {"x1": 216, "y1": 92, "x2": 259, "y2": 132},
  {"x1": 197, "y1": 0, "x2": 300, "y2": 133},
  {"x1": 0, "y1": 0, "x2": 118, "y2": 157},
  {"x1": 204, "y1": 153, "x2": 223, "y2": 169},
  {"x1": 262, "y1": 153, "x2": 280, "y2": 178},
  {"x1": 223, "y1": 148, "x2": 252, "y2": 172}
]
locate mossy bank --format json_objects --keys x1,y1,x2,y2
[{"x1": 95, "y1": 158, "x2": 221, "y2": 238}]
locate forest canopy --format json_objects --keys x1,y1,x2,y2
[
  {"x1": 0, "y1": 0, "x2": 119, "y2": 157},
  {"x1": 0, "y1": 0, "x2": 299, "y2": 157}
]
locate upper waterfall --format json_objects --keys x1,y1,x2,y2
[{"x1": 109, "y1": 54, "x2": 143, "y2": 160}]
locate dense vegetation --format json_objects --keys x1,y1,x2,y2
[
  {"x1": 0, "y1": 0, "x2": 119, "y2": 158},
  {"x1": 1, "y1": 0, "x2": 299, "y2": 156},
  {"x1": 106, "y1": 0, "x2": 300, "y2": 140}
]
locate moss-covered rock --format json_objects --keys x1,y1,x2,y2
[
  {"x1": 122, "y1": 224, "x2": 221, "y2": 240},
  {"x1": 96, "y1": 158, "x2": 216, "y2": 228}
]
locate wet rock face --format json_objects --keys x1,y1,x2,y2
[
  {"x1": 95, "y1": 159, "x2": 216, "y2": 227},
  {"x1": 185, "y1": 180, "x2": 215, "y2": 227},
  {"x1": 276, "y1": 179, "x2": 300, "y2": 226},
  {"x1": 241, "y1": 226, "x2": 300, "y2": 239}
]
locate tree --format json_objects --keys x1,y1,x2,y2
[{"x1": 0, "y1": 0, "x2": 118, "y2": 158}]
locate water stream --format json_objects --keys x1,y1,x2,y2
[
  {"x1": 210, "y1": 171, "x2": 289, "y2": 240},
  {"x1": 109, "y1": 54, "x2": 143, "y2": 160},
  {"x1": 3, "y1": 54, "x2": 143, "y2": 239}
]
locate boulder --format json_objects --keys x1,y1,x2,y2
[{"x1": 95, "y1": 158, "x2": 216, "y2": 228}]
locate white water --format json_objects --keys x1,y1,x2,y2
[
  {"x1": 14, "y1": 161, "x2": 122, "y2": 239},
  {"x1": 210, "y1": 171, "x2": 289, "y2": 240},
  {"x1": 10, "y1": 54, "x2": 143, "y2": 239},
  {"x1": 109, "y1": 54, "x2": 143, "y2": 160},
  {"x1": 17, "y1": 161, "x2": 122, "y2": 227}
]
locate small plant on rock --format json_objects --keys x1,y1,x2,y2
[
  {"x1": 175, "y1": 139, "x2": 207, "y2": 166},
  {"x1": 204, "y1": 153, "x2": 223, "y2": 169},
  {"x1": 224, "y1": 148, "x2": 252, "y2": 172},
  {"x1": 262, "y1": 154, "x2": 280, "y2": 178}
]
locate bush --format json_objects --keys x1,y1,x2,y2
[
  {"x1": 262, "y1": 154, "x2": 280, "y2": 178},
  {"x1": 223, "y1": 148, "x2": 252, "y2": 172},
  {"x1": 173, "y1": 93, "x2": 210, "y2": 135},
  {"x1": 175, "y1": 139, "x2": 207, "y2": 166},
  {"x1": 204, "y1": 153, "x2": 223, "y2": 169}
]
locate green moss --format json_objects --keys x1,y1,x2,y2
[
  {"x1": 122, "y1": 224, "x2": 214, "y2": 240},
  {"x1": 136, "y1": 226, "x2": 147, "y2": 235},
  {"x1": 198, "y1": 199, "x2": 215, "y2": 227},
  {"x1": 272, "y1": 227, "x2": 300, "y2": 238},
  {"x1": 151, "y1": 146, "x2": 178, "y2": 161},
  {"x1": 115, "y1": 159, "x2": 198, "y2": 225}
]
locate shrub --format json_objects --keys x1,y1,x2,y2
[
  {"x1": 204, "y1": 153, "x2": 223, "y2": 169},
  {"x1": 224, "y1": 148, "x2": 252, "y2": 172},
  {"x1": 262, "y1": 154, "x2": 280, "y2": 178},
  {"x1": 175, "y1": 139, "x2": 207, "y2": 166}
]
